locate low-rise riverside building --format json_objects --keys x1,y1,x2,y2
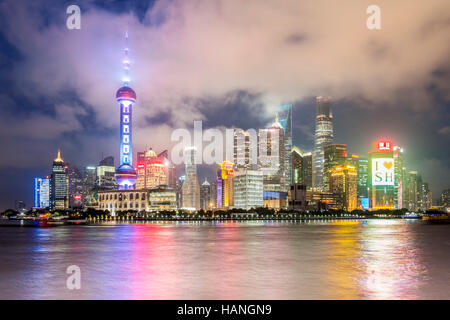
[{"x1": 98, "y1": 185, "x2": 176, "y2": 215}]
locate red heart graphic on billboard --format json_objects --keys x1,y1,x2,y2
[{"x1": 383, "y1": 161, "x2": 393, "y2": 170}]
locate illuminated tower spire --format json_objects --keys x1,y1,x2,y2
[
  {"x1": 114, "y1": 31, "x2": 138, "y2": 190},
  {"x1": 54, "y1": 149, "x2": 63, "y2": 162},
  {"x1": 122, "y1": 31, "x2": 130, "y2": 86}
]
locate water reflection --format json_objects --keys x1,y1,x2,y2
[
  {"x1": 0, "y1": 220, "x2": 446, "y2": 299},
  {"x1": 358, "y1": 220, "x2": 428, "y2": 299}
]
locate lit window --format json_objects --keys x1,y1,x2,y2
[
  {"x1": 124, "y1": 145, "x2": 129, "y2": 154},
  {"x1": 123, "y1": 105, "x2": 130, "y2": 113},
  {"x1": 123, "y1": 135, "x2": 129, "y2": 143},
  {"x1": 123, "y1": 115, "x2": 129, "y2": 123},
  {"x1": 123, "y1": 125, "x2": 129, "y2": 133},
  {"x1": 123, "y1": 156, "x2": 129, "y2": 163}
]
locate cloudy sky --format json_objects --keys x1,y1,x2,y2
[{"x1": 0, "y1": 0, "x2": 449, "y2": 210}]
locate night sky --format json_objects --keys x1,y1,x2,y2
[{"x1": 0, "y1": 0, "x2": 449, "y2": 210}]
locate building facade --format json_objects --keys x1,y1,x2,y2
[
  {"x1": 233, "y1": 170, "x2": 263, "y2": 210},
  {"x1": 114, "y1": 32, "x2": 138, "y2": 190},
  {"x1": 66, "y1": 164, "x2": 84, "y2": 209},
  {"x1": 200, "y1": 179, "x2": 212, "y2": 210},
  {"x1": 330, "y1": 164, "x2": 357, "y2": 212},
  {"x1": 288, "y1": 184, "x2": 307, "y2": 211},
  {"x1": 216, "y1": 161, "x2": 235, "y2": 209},
  {"x1": 34, "y1": 177, "x2": 50, "y2": 208},
  {"x1": 136, "y1": 149, "x2": 166, "y2": 190},
  {"x1": 323, "y1": 144, "x2": 347, "y2": 192},
  {"x1": 276, "y1": 104, "x2": 293, "y2": 187},
  {"x1": 313, "y1": 96, "x2": 333, "y2": 191},
  {"x1": 181, "y1": 147, "x2": 200, "y2": 210},
  {"x1": 233, "y1": 129, "x2": 257, "y2": 170},
  {"x1": 368, "y1": 140, "x2": 396, "y2": 210},
  {"x1": 51, "y1": 150, "x2": 68, "y2": 210}
]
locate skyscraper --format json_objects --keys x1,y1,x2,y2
[
  {"x1": 323, "y1": 144, "x2": 347, "y2": 192},
  {"x1": 158, "y1": 150, "x2": 177, "y2": 189},
  {"x1": 51, "y1": 149, "x2": 68, "y2": 209},
  {"x1": 233, "y1": 129, "x2": 256, "y2": 170},
  {"x1": 356, "y1": 157, "x2": 369, "y2": 198},
  {"x1": 181, "y1": 146, "x2": 200, "y2": 210},
  {"x1": 313, "y1": 96, "x2": 333, "y2": 191},
  {"x1": 393, "y1": 146, "x2": 405, "y2": 209},
  {"x1": 419, "y1": 182, "x2": 432, "y2": 211},
  {"x1": 96, "y1": 157, "x2": 116, "y2": 189},
  {"x1": 292, "y1": 147, "x2": 304, "y2": 185},
  {"x1": 276, "y1": 104, "x2": 293, "y2": 186},
  {"x1": 407, "y1": 171, "x2": 419, "y2": 211},
  {"x1": 216, "y1": 160, "x2": 235, "y2": 209},
  {"x1": 34, "y1": 177, "x2": 50, "y2": 208},
  {"x1": 83, "y1": 166, "x2": 97, "y2": 207},
  {"x1": 136, "y1": 149, "x2": 166, "y2": 190},
  {"x1": 330, "y1": 164, "x2": 358, "y2": 212},
  {"x1": 369, "y1": 140, "x2": 395, "y2": 210},
  {"x1": 258, "y1": 117, "x2": 288, "y2": 209},
  {"x1": 66, "y1": 164, "x2": 84, "y2": 208},
  {"x1": 441, "y1": 189, "x2": 449, "y2": 212},
  {"x1": 200, "y1": 179, "x2": 212, "y2": 210},
  {"x1": 233, "y1": 169, "x2": 263, "y2": 210},
  {"x1": 302, "y1": 152, "x2": 313, "y2": 190},
  {"x1": 258, "y1": 117, "x2": 285, "y2": 191},
  {"x1": 114, "y1": 31, "x2": 138, "y2": 190}
]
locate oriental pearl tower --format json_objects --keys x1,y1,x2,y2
[{"x1": 114, "y1": 31, "x2": 138, "y2": 190}]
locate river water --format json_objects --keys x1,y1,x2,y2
[{"x1": 0, "y1": 219, "x2": 449, "y2": 299}]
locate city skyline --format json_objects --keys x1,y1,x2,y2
[{"x1": 0, "y1": 0, "x2": 449, "y2": 210}]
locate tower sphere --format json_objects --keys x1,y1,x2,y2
[{"x1": 116, "y1": 86, "x2": 136, "y2": 102}]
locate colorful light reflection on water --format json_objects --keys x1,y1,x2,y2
[{"x1": 0, "y1": 220, "x2": 449, "y2": 299}]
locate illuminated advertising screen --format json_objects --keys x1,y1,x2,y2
[
  {"x1": 361, "y1": 197, "x2": 369, "y2": 210},
  {"x1": 371, "y1": 158, "x2": 394, "y2": 186}
]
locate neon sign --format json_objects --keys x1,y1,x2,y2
[
  {"x1": 377, "y1": 140, "x2": 393, "y2": 152},
  {"x1": 372, "y1": 158, "x2": 394, "y2": 186}
]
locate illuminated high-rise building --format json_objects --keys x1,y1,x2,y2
[
  {"x1": 34, "y1": 177, "x2": 50, "y2": 208},
  {"x1": 330, "y1": 164, "x2": 357, "y2": 212},
  {"x1": 291, "y1": 147, "x2": 313, "y2": 190},
  {"x1": 114, "y1": 31, "x2": 138, "y2": 190},
  {"x1": 233, "y1": 169, "x2": 263, "y2": 210},
  {"x1": 419, "y1": 182, "x2": 432, "y2": 211},
  {"x1": 83, "y1": 166, "x2": 97, "y2": 207},
  {"x1": 216, "y1": 160, "x2": 235, "y2": 209},
  {"x1": 346, "y1": 155, "x2": 370, "y2": 209},
  {"x1": 441, "y1": 189, "x2": 449, "y2": 212},
  {"x1": 200, "y1": 179, "x2": 212, "y2": 210},
  {"x1": 181, "y1": 146, "x2": 200, "y2": 210},
  {"x1": 323, "y1": 144, "x2": 347, "y2": 192},
  {"x1": 258, "y1": 117, "x2": 288, "y2": 209},
  {"x1": 276, "y1": 104, "x2": 293, "y2": 186},
  {"x1": 51, "y1": 149, "x2": 68, "y2": 209},
  {"x1": 292, "y1": 147, "x2": 304, "y2": 185},
  {"x1": 66, "y1": 163, "x2": 84, "y2": 208},
  {"x1": 406, "y1": 171, "x2": 419, "y2": 211},
  {"x1": 356, "y1": 157, "x2": 369, "y2": 198},
  {"x1": 233, "y1": 129, "x2": 257, "y2": 170},
  {"x1": 368, "y1": 140, "x2": 395, "y2": 210},
  {"x1": 258, "y1": 116, "x2": 286, "y2": 192},
  {"x1": 393, "y1": 146, "x2": 405, "y2": 209},
  {"x1": 313, "y1": 96, "x2": 333, "y2": 191},
  {"x1": 157, "y1": 150, "x2": 177, "y2": 189},
  {"x1": 302, "y1": 152, "x2": 313, "y2": 190},
  {"x1": 96, "y1": 157, "x2": 116, "y2": 189},
  {"x1": 136, "y1": 149, "x2": 166, "y2": 190}
]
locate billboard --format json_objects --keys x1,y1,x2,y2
[
  {"x1": 372, "y1": 158, "x2": 394, "y2": 186},
  {"x1": 361, "y1": 197, "x2": 369, "y2": 210}
]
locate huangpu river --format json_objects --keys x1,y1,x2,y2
[{"x1": 0, "y1": 219, "x2": 449, "y2": 299}]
